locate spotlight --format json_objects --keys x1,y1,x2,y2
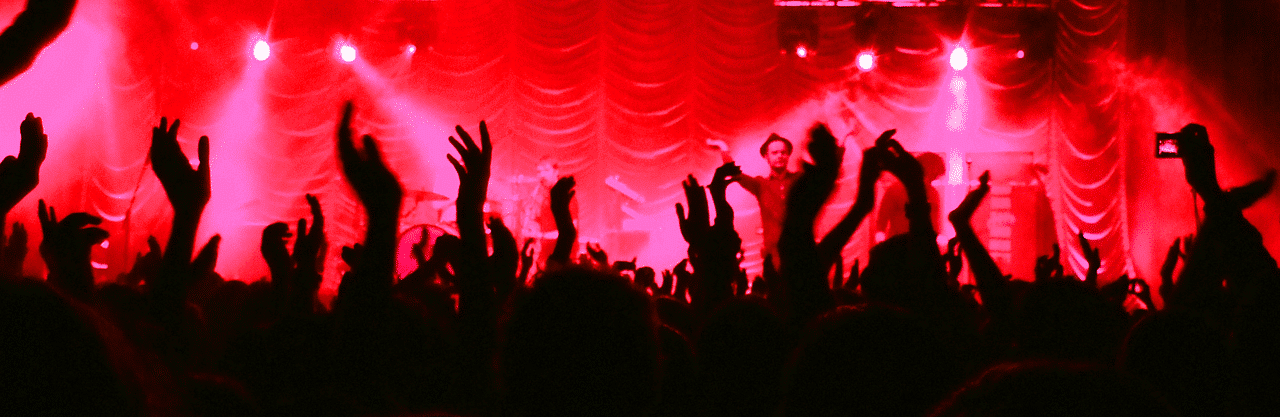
[
  {"x1": 406, "y1": 44, "x2": 417, "y2": 54},
  {"x1": 856, "y1": 52, "x2": 875, "y2": 71},
  {"x1": 949, "y1": 46, "x2": 968, "y2": 71},
  {"x1": 253, "y1": 40, "x2": 270, "y2": 61},
  {"x1": 340, "y1": 45, "x2": 357, "y2": 62},
  {"x1": 190, "y1": 42, "x2": 199, "y2": 50},
  {"x1": 1015, "y1": 50, "x2": 1025, "y2": 59},
  {"x1": 795, "y1": 45, "x2": 810, "y2": 58}
]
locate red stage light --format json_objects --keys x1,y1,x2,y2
[
  {"x1": 190, "y1": 42, "x2": 199, "y2": 50},
  {"x1": 340, "y1": 45, "x2": 357, "y2": 62},
  {"x1": 406, "y1": 44, "x2": 417, "y2": 54},
  {"x1": 856, "y1": 52, "x2": 874, "y2": 71},
  {"x1": 1016, "y1": 50, "x2": 1025, "y2": 59},
  {"x1": 253, "y1": 40, "x2": 270, "y2": 61},
  {"x1": 950, "y1": 47, "x2": 968, "y2": 70},
  {"x1": 795, "y1": 45, "x2": 810, "y2": 58}
]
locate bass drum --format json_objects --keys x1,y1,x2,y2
[{"x1": 395, "y1": 224, "x2": 456, "y2": 280}]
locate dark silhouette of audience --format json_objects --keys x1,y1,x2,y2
[{"x1": 3, "y1": 2, "x2": 1280, "y2": 416}]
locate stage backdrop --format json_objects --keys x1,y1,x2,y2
[{"x1": 0, "y1": 0, "x2": 1273, "y2": 302}]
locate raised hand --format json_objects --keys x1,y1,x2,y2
[
  {"x1": 340, "y1": 243, "x2": 364, "y2": 271},
  {"x1": 1177, "y1": 124, "x2": 1223, "y2": 201},
  {"x1": 817, "y1": 131, "x2": 893, "y2": 266},
  {"x1": 191, "y1": 235, "x2": 221, "y2": 282},
  {"x1": 448, "y1": 122, "x2": 493, "y2": 278},
  {"x1": 0, "y1": 0, "x2": 78, "y2": 84},
  {"x1": 672, "y1": 258, "x2": 692, "y2": 302},
  {"x1": 447, "y1": 122, "x2": 492, "y2": 204},
  {"x1": 0, "y1": 222, "x2": 27, "y2": 278},
  {"x1": 337, "y1": 103, "x2": 402, "y2": 218},
  {"x1": 1078, "y1": 232, "x2": 1101, "y2": 286},
  {"x1": 261, "y1": 222, "x2": 292, "y2": 280},
  {"x1": 488, "y1": 216, "x2": 519, "y2": 299},
  {"x1": 518, "y1": 238, "x2": 535, "y2": 283},
  {"x1": 585, "y1": 242, "x2": 608, "y2": 267},
  {"x1": 878, "y1": 134, "x2": 926, "y2": 199},
  {"x1": 548, "y1": 176, "x2": 577, "y2": 265},
  {"x1": 709, "y1": 162, "x2": 741, "y2": 195},
  {"x1": 149, "y1": 117, "x2": 211, "y2": 306},
  {"x1": 292, "y1": 194, "x2": 326, "y2": 291},
  {"x1": 336, "y1": 102, "x2": 401, "y2": 301},
  {"x1": 38, "y1": 200, "x2": 108, "y2": 301},
  {"x1": 121, "y1": 236, "x2": 160, "y2": 286},
  {"x1": 675, "y1": 175, "x2": 709, "y2": 247},
  {"x1": 150, "y1": 117, "x2": 210, "y2": 218},
  {"x1": 0, "y1": 113, "x2": 48, "y2": 216},
  {"x1": 1225, "y1": 169, "x2": 1276, "y2": 210},
  {"x1": 658, "y1": 268, "x2": 674, "y2": 297},
  {"x1": 709, "y1": 163, "x2": 741, "y2": 227},
  {"x1": 1129, "y1": 278, "x2": 1155, "y2": 311},
  {"x1": 942, "y1": 237, "x2": 963, "y2": 285},
  {"x1": 1035, "y1": 243, "x2": 1064, "y2": 282},
  {"x1": 949, "y1": 171, "x2": 991, "y2": 226}
]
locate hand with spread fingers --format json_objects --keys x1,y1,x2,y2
[
  {"x1": 151, "y1": 117, "x2": 210, "y2": 219},
  {"x1": 38, "y1": 200, "x2": 108, "y2": 301},
  {"x1": 337, "y1": 103, "x2": 403, "y2": 218}
]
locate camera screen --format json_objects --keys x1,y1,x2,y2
[{"x1": 1155, "y1": 133, "x2": 1180, "y2": 158}]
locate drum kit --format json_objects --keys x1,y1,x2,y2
[{"x1": 395, "y1": 175, "x2": 556, "y2": 278}]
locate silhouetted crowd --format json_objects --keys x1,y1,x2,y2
[{"x1": 4, "y1": 1, "x2": 1280, "y2": 416}]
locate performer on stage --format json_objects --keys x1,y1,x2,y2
[
  {"x1": 531, "y1": 156, "x2": 578, "y2": 262},
  {"x1": 874, "y1": 152, "x2": 944, "y2": 241},
  {"x1": 713, "y1": 133, "x2": 801, "y2": 267}
]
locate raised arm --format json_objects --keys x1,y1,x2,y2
[
  {"x1": 548, "y1": 176, "x2": 577, "y2": 266},
  {"x1": 38, "y1": 201, "x2": 107, "y2": 301},
  {"x1": 148, "y1": 117, "x2": 211, "y2": 310},
  {"x1": 1172, "y1": 124, "x2": 1277, "y2": 310},
  {"x1": 817, "y1": 130, "x2": 893, "y2": 266},
  {"x1": 0, "y1": 113, "x2": 48, "y2": 223},
  {"x1": 777, "y1": 124, "x2": 843, "y2": 324},
  {"x1": 0, "y1": 0, "x2": 77, "y2": 85},
  {"x1": 708, "y1": 162, "x2": 741, "y2": 228},
  {"x1": 335, "y1": 103, "x2": 403, "y2": 304},
  {"x1": 947, "y1": 171, "x2": 1013, "y2": 317}
]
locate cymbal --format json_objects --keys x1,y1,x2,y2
[{"x1": 404, "y1": 190, "x2": 451, "y2": 201}]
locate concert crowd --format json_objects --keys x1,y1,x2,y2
[{"x1": 4, "y1": 1, "x2": 1280, "y2": 416}]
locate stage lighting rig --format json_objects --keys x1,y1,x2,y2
[
  {"x1": 340, "y1": 44, "x2": 358, "y2": 62},
  {"x1": 777, "y1": 7, "x2": 819, "y2": 58},
  {"x1": 949, "y1": 46, "x2": 968, "y2": 70},
  {"x1": 856, "y1": 51, "x2": 875, "y2": 70},
  {"x1": 253, "y1": 40, "x2": 271, "y2": 61}
]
